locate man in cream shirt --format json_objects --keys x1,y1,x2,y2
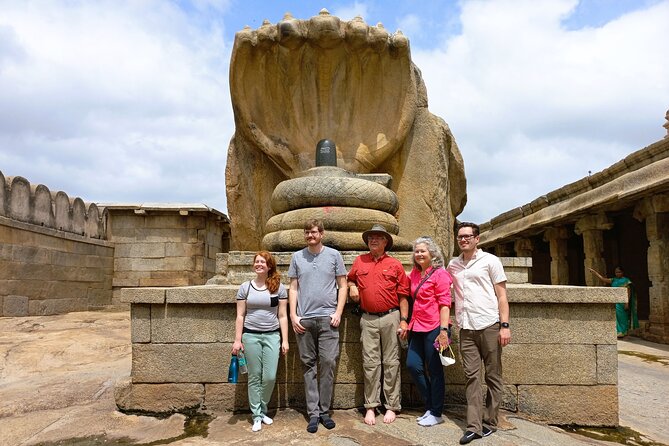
[{"x1": 447, "y1": 222, "x2": 511, "y2": 445}]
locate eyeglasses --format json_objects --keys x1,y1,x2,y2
[{"x1": 456, "y1": 234, "x2": 476, "y2": 241}]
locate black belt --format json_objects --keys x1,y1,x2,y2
[
  {"x1": 361, "y1": 307, "x2": 399, "y2": 317},
  {"x1": 243, "y1": 328, "x2": 279, "y2": 334}
]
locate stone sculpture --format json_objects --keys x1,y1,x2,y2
[{"x1": 226, "y1": 9, "x2": 466, "y2": 253}]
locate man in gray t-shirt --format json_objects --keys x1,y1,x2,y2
[{"x1": 288, "y1": 219, "x2": 347, "y2": 434}]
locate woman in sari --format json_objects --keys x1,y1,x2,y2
[{"x1": 589, "y1": 266, "x2": 639, "y2": 337}]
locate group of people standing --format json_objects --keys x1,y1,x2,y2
[{"x1": 232, "y1": 219, "x2": 511, "y2": 445}]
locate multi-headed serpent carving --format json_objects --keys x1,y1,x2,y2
[{"x1": 226, "y1": 10, "x2": 466, "y2": 253}]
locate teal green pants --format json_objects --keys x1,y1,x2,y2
[{"x1": 242, "y1": 331, "x2": 280, "y2": 420}]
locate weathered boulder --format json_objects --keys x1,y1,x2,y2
[{"x1": 226, "y1": 9, "x2": 466, "y2": 253}]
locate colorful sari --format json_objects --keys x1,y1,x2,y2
[{"x1": 611, "y1": 276, "x2": 639, "y2": 337}]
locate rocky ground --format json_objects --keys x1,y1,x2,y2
[{"x1": 1, "y1": 311, "x2": 667, "y2": 446}]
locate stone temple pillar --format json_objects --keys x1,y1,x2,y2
[
  {"x1": 575, "y1": 214, "x2": 613, "y2": 286},
  {"x1": 544, "y1": 227, "x2": 570, "y2": 285},
  {"x1": 634, "y1": 195, "x2": 669, "y2": 343},
  {"x1": 514, "y1": 238, "x2": 533, "y2": 257},
  {"x1": 514, "y1": 238, "x2": 534, "y2": 283}
]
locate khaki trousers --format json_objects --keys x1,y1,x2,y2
[
  {"x1": 459, "y1": 323, "x2": 503, "y2": 435},
  {"x1": 360, "y1": 311, "x2": 401, "y2": 411}
]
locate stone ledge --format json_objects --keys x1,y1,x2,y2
[
  {"x1": 0, "y1": 215, "x2": 113, "y2": 247},
  {"x1": 121, "y1": 288, "x2": 166, "y2": 304},
  {"x1": 507, "y1": 284, "x2": 626, "y2": 304},
  {"x1": 122, "y1": 283, "x2": 624, "y2": 305},
  {"x1": 166, "y1": 285, "x2": 236, "y2": 304}
]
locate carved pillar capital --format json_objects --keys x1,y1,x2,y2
[
  {"x1": 633, "y1": 194, "x2": 669, "y2": 221},
  {"x1": 574, "y1": 213, "x2": 613, "y2": 235},
  {"x1": 514, "y1": 238, "x2": 533, "y2": 257},
  {"x1": 543, "y1": 226, "x2": 570, "y2": 242},
  {"x1": 573, "y1": 214, "x2": 611, "y2": 286}
]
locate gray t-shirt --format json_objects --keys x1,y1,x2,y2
[
  {"x1": 288, "y1": 246, "x2": 347, "y2": 318},
  {"x1": 237, "y1": 281, "x2": 287, "y2": 332}
]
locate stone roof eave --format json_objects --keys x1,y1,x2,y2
[{"x1": 479, "y1": 155, "x2": 669, "y2": 246}]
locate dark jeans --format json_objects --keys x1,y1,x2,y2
[
  {"x1": 406, "y1": 326, "x2": 444, "y2": 417},
  {"x1": 295, "y1": 316, "x2": 340, "y2": 418}
]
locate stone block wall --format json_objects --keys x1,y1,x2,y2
[
  {"x1": 497, "y1": 285, "x2": 623, "y2": 425},
  {"x1": 116, "y1": 254, "x2": 625, "y2": 426},
  {"x1": 103, "y1": 205, "x2": 230, "y2": 306},
  {"x1": 0, "y1": 216, "x2": 114, "y2": 316},
  {"x1": 1, "y1": 170, "x2": 231, "y2": 316},
  {"x1": 0, "y1": 171, "x2": 105, "y2": 238},
  {"x1": 0, "y1": 171, "x2": 113, "y2": 316}
]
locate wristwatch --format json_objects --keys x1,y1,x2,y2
[
  {"x1": 400, "y1": 316, "x2": 408, "y2": 322},
  {"x1": 500, "y1": 322, "x2": 510, "y2": 328}
]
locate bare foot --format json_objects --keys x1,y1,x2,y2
[
  {"x1": 383, "y1": 409, "x2": 396, "y2": 424},
  {"x1": 364, "y1": 408, "x2": 377, "y2": 425}
]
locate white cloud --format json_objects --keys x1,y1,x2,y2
[
  {"x1": 0, "y1": 0, "x2": 232, "y2": 209},
  {"x1": 331, "y1": 1, "x2": 370, "y2": 21},
  {"x1": 1, "y1": 0, "x2": 667, "y2": 227},
  {"x1": 414, "y1": 0, "x2": 669, "y2": 222},
  {"x1": 397, "y1": 13, "x2": 421, "y2": 37}
]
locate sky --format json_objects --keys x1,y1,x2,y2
[{"x1": 1, "y1": 0, "x2": 668, "y2": 224}]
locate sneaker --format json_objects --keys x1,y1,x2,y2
[
  {"x1": 416, "y1": 410, "x2": 431, "y2": 422},
  {"x1": 418, "y1": 414, "x2": 444, "y2": 427},
  {"x1": 262, "y1": 415, "x2": 273, "y2": 425},
  {"x1": 252, "y1": 419, "x2": 262, "y2": 432},
  {"x1": 459, "y1": 430, "x2": 482, "y2": 444},
  {"x1": 482, "y1": 426, "x2": 493, "y2": 437},
  {"x1": 306, "y1": 416, "x2": 319, "y2": 433}
]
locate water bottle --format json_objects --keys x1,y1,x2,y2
[
  {"x1": 228, "y1": 355, "x2": 238, "y2": 383},
  {"x1": 238, "y1": 350, "x2": 248, "y2": 374},
  {"x1": 397, "y1": 328, "x2": 408, "y2": 349}
]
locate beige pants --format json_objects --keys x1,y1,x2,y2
[
  {"x1": 360, "y1": 311, "x2": 401, "y2": 411},
  {"x1": 459, "y1": 323, "x2": 503, "y2": 435}
]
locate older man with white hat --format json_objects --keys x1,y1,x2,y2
[{"x1": 347, "y1": 224, "x2": 410, "y2": 425}]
